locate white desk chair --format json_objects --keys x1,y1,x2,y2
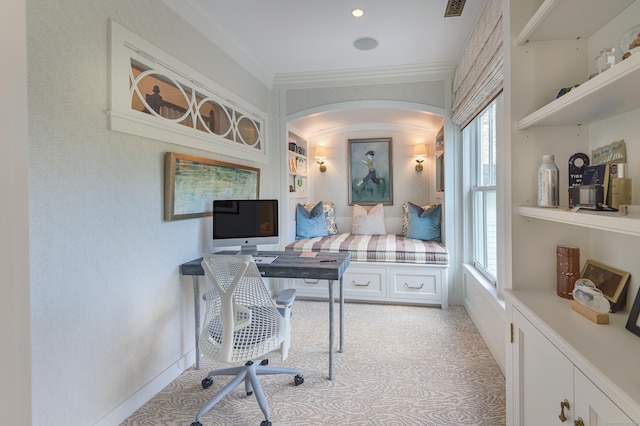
[{"x1": 191, "y1": 254, "x2": 304, "y2": 426}]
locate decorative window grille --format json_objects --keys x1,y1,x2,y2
[{"x1": 108, "y1": 21, "x2": 267, "y2": 162}]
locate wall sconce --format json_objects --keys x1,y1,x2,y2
[
  {"x1": 413, "y1": 144, "x2": 426, "y2": 171},
  {"x1": 315, "y1": 146, "x2": 327, "y2": 172}
]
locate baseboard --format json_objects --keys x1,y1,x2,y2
[{"x1": 94, "y1": 350, "x2": 195, "y2": 426}]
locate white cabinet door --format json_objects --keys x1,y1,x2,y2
[
  {"x1": 574, "y1": 370, "x2": 635, "y2": 426},
  {"x1": 512, "y1": 308, "x2": 574, "y2": 425}
]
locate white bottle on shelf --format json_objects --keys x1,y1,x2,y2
[{"x1": 538, "y1": 154, "x2": 559, "y2": 207}]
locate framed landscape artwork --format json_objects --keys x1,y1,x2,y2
[
  {"x1": 347, "y1": 137, "x2": 393, "y2": 205},
  {"x1": 164, "y1": 152, "x2": 259, "y2": 221}
]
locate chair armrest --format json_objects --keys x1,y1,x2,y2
[{"x1": 276, "y1": 288, "x2": 296, "y2": 307}]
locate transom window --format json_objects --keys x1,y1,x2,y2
[{"x1": 109, "y1": 21, "x2": 267, "y2": 162}]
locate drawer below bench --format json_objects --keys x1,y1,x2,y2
[{"x1": 289, "y1": 261, "x2": 448, "y2": 309}]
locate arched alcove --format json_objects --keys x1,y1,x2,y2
[{"x1": 282, "y1": 100, "x2": 446, "y2": 238}]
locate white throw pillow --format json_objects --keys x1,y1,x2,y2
[{"x1": 352, "y1": 203, "x2": 386, "y2": 235}]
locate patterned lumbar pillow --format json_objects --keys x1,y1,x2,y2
[
  {"x1": 296, "y1": 201, "x2": 329, "y2": 239},
  {"x1": 352, "y1": 203, "x2": 386, "y2": 235},
  {"x1": 406, "y1": 202, "x2": 441, "y2": 242}
]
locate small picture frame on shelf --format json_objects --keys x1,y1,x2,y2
[
  {"x1": 626, "y1": 287, "x2": 640, "y2": 338},
  {"x1": 580, "y1": 259, "x2": 630, "y2": 313}
]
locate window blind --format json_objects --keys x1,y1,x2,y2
[{"x1": 451, "y1": 0, "x2": 503, "y2": 128}]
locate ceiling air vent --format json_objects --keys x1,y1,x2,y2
[{"x1": 444, "y1": 0, "x2": 466, "y2": 17}]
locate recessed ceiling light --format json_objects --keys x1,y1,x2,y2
[
  {"x1": 353, "y1": 37, "x2": 378, "y2": 51},
  {"x1": 352, "y1": 8, "x2": 364, "y2": 18}
]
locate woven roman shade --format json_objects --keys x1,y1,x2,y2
[{"x1": 451, "y1": 0, "x2": 503, "y2": 128}]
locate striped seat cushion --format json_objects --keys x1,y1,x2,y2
[{"x1": 285, "y1": 233, "x2": 449, "y2": 265}]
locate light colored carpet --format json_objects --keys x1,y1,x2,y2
[{"x1": 121, "y1": 301, "x2": 505, "y2": 426}]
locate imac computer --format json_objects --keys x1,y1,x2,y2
[{"x1": 211, "y1": 199, "x2": 279, "y2": 255}]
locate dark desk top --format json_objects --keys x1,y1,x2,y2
[{"x1": 181, "y1": 251, "x2": 351, "y2": 281}]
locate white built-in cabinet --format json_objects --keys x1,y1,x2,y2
[
  {"x1": 509, "y1": 292, "x2": 638, "y2": 425},
  {"x1": 506, "y1": 0, "x2": 640, "y2": 424},
  {"x1": 291, "y1": 261, "x2": 448, "y2": 308}
]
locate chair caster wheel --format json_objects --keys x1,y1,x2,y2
[
  {"x1": 247, "y1": 391, "x2": 253, "y2": 396},
  {"x1": 260, "y1": 359, "x2": 269, "y2": 366},
  {"x1": 294, "y1": 374, "x2": 304, "y2": 386},
  {"x1": 191, "y1": 422, "x2": 203, "y2": 426},
  {"x1": 260, "y1": 421, "x2": 272, "y2": 426},
  {"x1": 201, "y1": 377, "x2": 213, "y2": 389}
]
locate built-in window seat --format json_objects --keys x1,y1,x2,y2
[{"x1": 286, "y1": 201, "x2": 449, "y2": 308}]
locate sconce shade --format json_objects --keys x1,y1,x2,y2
[
  {"x1": 314, "y1": 146, "x2": 327, "y2": 159},
  {"x1": 413, "y1": 144, "x2": 427, "y2": 157}
]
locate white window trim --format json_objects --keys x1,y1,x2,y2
[
  {"x1": 462, "y1": 95, "x2": 504, "y2": 295},
  {"x1": 108, "y1": 20, "x2": 269, "y2": 164}
]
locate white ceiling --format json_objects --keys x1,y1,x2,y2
[{"x1": 164, "y1": 0, "x2": 487, "y2": 136}]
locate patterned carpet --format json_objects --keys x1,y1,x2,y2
[{"x1": 121, "y1": 301, "x2": 505, "y2": 426}]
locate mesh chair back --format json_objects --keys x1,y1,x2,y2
[{"x1": 200, "y1": 255, "x2": 286, "y2": 363}]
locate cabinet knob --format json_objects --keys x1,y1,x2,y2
[
  {"x1": 559, "y1": 399, "x2": 570, "y2": 422},
  {"x1": 574, "y1": 417, "x2": 584, "y2": 426}
]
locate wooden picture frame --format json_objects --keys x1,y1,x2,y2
[
  {"x1": 626, "y1": 287, "x2": 640, "y2": 338},
  {"x1": 164, "y1": 152, "x2": 259, "y2": 221},
  {"x1": 347, "y1": 137, "x2": 393, "y2": 205},
  {"x1": 580, "y1": 259, "x2": 630, "y2": 312}
]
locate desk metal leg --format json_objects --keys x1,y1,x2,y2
[
  {"x1": 339, "y1": 276, "x2": 344, "y2": 353},
  {"x1": 328, "y1": 279, "x2": 334, "y2": 380},
  {"x1": 192, "y1": 276, "x2": 201, "y2": 370}
]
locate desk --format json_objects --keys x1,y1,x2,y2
[{"x1": 181, "y1": 251, "x2": 351, "y2": 380}]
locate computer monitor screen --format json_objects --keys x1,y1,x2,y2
[{"x1": 211, "y1": 199, "x2": 279, "y2": 254}]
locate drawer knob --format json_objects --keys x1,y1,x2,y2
[
  {"x1": 405, "y1": 283, "x2": 425, "y2": 290},
  {"x1": 352, "y1": 281, "x2": 371, "y2": 287},
  {"x1": 574, "y1": 418, "x2": 584, "y2": 426}
]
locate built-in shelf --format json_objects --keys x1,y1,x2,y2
[
  {"x1": 516, "y1": 0, "x2": 634, "y2": 45},
  {"x1": 517, "y1": 52, "x2": 640, "y2": 129},
  {"x1": 518, "y1": 206, "x2": 640, "y2": 237}
]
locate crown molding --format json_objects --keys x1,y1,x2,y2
[{"x1": 273, "y1": 62, "x2": 456, "y2": 89}]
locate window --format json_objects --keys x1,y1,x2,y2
[
  {"x1": 109, "y1": 21, "x2": 267, "y2": 161},
  {"x1": 464, "y1": 99, "x2": 498, "y2": 284}
]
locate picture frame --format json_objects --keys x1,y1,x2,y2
[
  {"x1": 626, "y1": 287, "x2": 640, "y2": 338},
  {"x1": 580, "y1": 259, "x2": 630, "y2": 312},
  {"x1": 164, "y1": 152, "x2": 259, "y2": 221},
  {"x1": 347, "y1": 137, "x2": 393, "y2": 205}
]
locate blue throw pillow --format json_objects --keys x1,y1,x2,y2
[
  {"x1": 296, "y1": 201, "x2": 329, "y2": 240},
  {"x1": 406, "y1": 202, "x2": 441, "y2": 242}
]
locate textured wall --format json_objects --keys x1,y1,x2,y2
[
  {"x1": 1, "y1": 0, "x2": 32, "y2": 424},
  {"x1": 26, "y1": 1, "x2": 271, "y2": 424}
]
